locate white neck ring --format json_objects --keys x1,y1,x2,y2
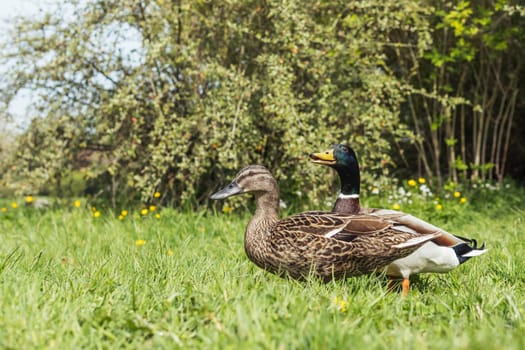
[{"x1": 338, "y1": 193, "x2": 359, "y2": 199}]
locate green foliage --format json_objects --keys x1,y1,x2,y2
[
  {"x1": 0, "y1": 0, "x2": 524, "y2": 207},
  {"x1": 361, "y1": 175, "x2": 524, "y2": 227},
  {"x1": 0, "y1": 0, "x2": 429, "y2": 206},
  {"x1": 397, "y1": 0, "x2": 525, "y2": 185},
  {"x1": 0, "y1": 189, "x2": 524, "y2": 349}
]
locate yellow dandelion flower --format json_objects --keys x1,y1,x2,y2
[
  {"x1": 1, "y1": 207, "x2": 7, "y2": 213},
  {"x1": 135, "y1": 239, "x2": 146, "y2": 246},
  {"x1": 11, "y1": 202, "x2": 18, "y2": 209},
  {"x1": 149, "y1": 205, "x2": 156, "y2": 212},
  {"x1": 25, "y1": 196, "x2": 33, "y2": 203},
  {"x1": 338, "y1": 300, "x2": 348, "y2": 313},
  {"x1": 167, "y1": 250, "x2": 174, "y2": 256},
  {"x1": 460, "y1": 197, "x2": 467, "y2": 204},
  {"x1": 435, "y1": 204, "x2": 443, "y2": 210},
  {"x1": 121, "y1": 210, "x2": 128, "y2": 217},
  {"x1": 223, "y1": 205, "x2": 233, "y2": 214},
  {"x1": 118, "y1": 215, "x2": 125, "y2": 220},
  {"x1": 155, "y1": 213, "x2": 161, "y2": 219},
  {"x1": 332, "y1": 297, "x2": 348, "y2": 313},
  {"x1": 453, "y1": 191, "x2": 461, "y2": 198},
  {"x1": 154, "y1": 191, "x2": 161, "y2": 198},
  {"x1": 140, "y1": 208, "x2": 148, "y2": 216},
  {"x1": 93, "y1": 211, "x2": 101, "y2": 218},
  {"x1": 407, "y1": 179, "x2": 417, "y2": 187},
  {"x1": 91, "y1": 206, "x2": 97, "y2": 212},
  {"x1": 74, "y1": 200, "x2": 81, "y2": 208},
  {"x1": 392, "y1": 203, "x2": 401, "y2": 210},
  {"x1": 418, "y1": 177, "x2": 426, "y2": 184}
]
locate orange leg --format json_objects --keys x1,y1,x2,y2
[{"x1": 401, "y1": 278, "x2": 410, "y2": 297}]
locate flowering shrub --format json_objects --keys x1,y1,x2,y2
[
  {"x1": 355, "y1": 177, "x2": 523, "y2": 223},
  {"x1": 0, "y1": 0, "x2": 435, "y2": 207}
]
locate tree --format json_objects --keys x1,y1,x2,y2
[
  {"x1": 391, "y1": 0, "x2": 525, "y2": 185},
  {"x1": 1, "y1": 0, "x2": 523, "y2": 207},
  {"x1": 1, "y1": 0, "x2": 427, "y2": 206}
]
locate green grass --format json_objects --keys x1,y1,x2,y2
[{"x1": 0, "y1": 196, "x2": 524, "y2": 349}]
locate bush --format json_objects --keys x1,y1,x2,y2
[{"x1": 1, "y1": 0, "x2": 523, "y2": 207}]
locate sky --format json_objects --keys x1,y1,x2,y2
[
  {"x1": 0, "y1": 0, "x2": 140, "y2": 132},
  {"x1": 0, "y1": 0, "x2": 47, "y2": 49},
  {"x1": 1, "y1": 0, "x2": 39, "y2": 129},
  {"x1": 0, "y1": 0, "x2": 39, "y2": 23},
  {"x1": 0, "y1": 0, "x2": 55, "y2": 131}
]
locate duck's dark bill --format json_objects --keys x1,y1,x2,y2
[
  {"x1": 309, "y1": 149, "x2": 336, "y2": 165},
  {"x1": 210, "y1": 182, "x2": 243, "y2": 200}
]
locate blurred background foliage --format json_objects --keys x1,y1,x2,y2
[{"x1": 0, "y1": 0, "x2": 524, "y2": 208}]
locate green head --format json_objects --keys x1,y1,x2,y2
[{"x1": 309, "y1": 144, "x2": 360, "y2": 195}]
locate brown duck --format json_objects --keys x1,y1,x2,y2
[{"x1": 210, "y1": 165, "x2": 441, "y2": 281}]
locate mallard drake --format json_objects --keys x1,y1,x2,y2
[
  {"x1": 310, "y1": 144, "x2": 487, "y2": 295},
  {"x1": 210, "y1": 165, "x2": 441, "y2": 281}
]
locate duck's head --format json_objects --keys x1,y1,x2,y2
[
  {"x1": 309, "y1": 144, "x2": 359, "y2": 170},
  {"x1": 309, "y1": 144, "x2": 360, "y2": 197},
  {"x1": 210, "y1": 165, "x2": 278, "y2": 200}
]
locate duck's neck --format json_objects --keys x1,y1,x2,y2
[
  {"x1": 252, "y1": 191, "x2": 280, "y2": 225},
  {"x1": 244, "y1": 189, "x2": 280, "y2": 266},
  {"x1": 333, "y1": 165, "x2": 361, "y2": 214}
]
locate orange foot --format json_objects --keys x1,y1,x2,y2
[{"x1": 401, "y1": 278, "x2": 410, "y2": 297}]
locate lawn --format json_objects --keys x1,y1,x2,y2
[{"x1": 0, "y1": 192, "x2": 524, "y2": 349}]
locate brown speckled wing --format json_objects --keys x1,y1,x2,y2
[
  {"x1": 339, "y1": 216, "x2": 393, "y2": 234},
  {"x1": 274, "y1": 211, "x2": 395, "y2": 243},
  {"x1": 274, "y1": 211, "x2": 350, "y2": 237}
]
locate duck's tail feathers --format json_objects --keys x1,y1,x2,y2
[{"x1": 453, "y1": 239, "x2": 488, "y2": 264}]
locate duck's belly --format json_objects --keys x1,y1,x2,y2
[
  {"x1": 384, "y1": 241, "x2": 460, "y2": 278},
  {"x1": 247, "y1": 243, "x2": 421, "y2": 281}
]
